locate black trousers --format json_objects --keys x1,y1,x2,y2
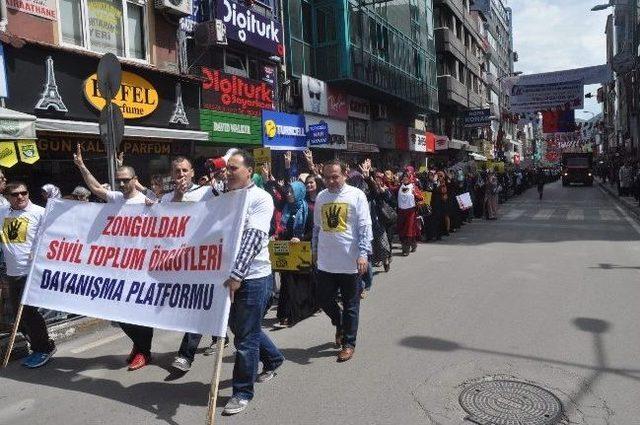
[
  {"x1": 119, "y1": 323, "x2": 153, "y2": 356},
  {"x1": 7, "y1": 275, "x2": 55, "y2": 353}
]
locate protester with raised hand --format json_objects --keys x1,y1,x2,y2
[{"x1": 313, "y1": 159, "x2": 372, "y2": 362}]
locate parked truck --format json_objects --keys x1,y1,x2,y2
[{"x1": 561, "y1": 152, "x2": 593, "y2": 186}]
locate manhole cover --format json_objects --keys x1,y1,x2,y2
[{"x1": 459, "y1": 380, "x2": 563, "y2": 425}]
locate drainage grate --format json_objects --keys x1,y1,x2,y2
[{"x1": 459, "y1": 379, "x2": 563, "y2": 425}]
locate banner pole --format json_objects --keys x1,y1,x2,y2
[
  {"x1": 2, "y1": 303, "x2": 24, "y2": 368},
  {"x1": 206, "y1": 338, "x2": 226, "y2": 425}
]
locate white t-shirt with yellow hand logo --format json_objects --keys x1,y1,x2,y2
[
  {"x1": 0, "y1": 202, "x2": 45, "y2": 277},
  {"x1": 314, "y1": 184, "x2": 371, "y2": 274}
]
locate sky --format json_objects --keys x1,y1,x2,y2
[{"x1": 509, "y1": 0, "x2": 610, "y2": 120}]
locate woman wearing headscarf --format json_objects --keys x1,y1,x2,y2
[
  {"x1": 395, "y1": 172, "x2": 424, "y2": 256},
  {"x1": 485, "y1": 170, "x2": 499, "y2": 220},
  {"x1": 41, "y1": 184, "x2": 62, "y2": 202},
  {"x1": 436, "y1": 171, "x2": 451, "y2": 236},
  {"x1": 275, "y1": 181, "x2": 315, "y2": 328}
]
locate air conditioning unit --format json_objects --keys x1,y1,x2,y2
[
  {"x1": 194, "y1": 20, "x2": 227, "y2": 46},
  {"x1": 155, "y1": 0, "x2": 191, "y2": 16}
]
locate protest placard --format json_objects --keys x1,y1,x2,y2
[
  {"x1": 253, "y1": 147, "x2": 271, "y2": 167},
  {"x1": 21, "y1": 191, "x2": 248, "y2": 337},
  {"x1": 420, "y1": 191, "x2": 432, "y2": 206},
  {"x1": 268, "y1": 241, "x2": 312, "y2": 272},
  {"x1": 456, "y1": 192, "x2": 473, "y2": 210}
]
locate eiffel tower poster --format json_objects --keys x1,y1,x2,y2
[
  {"x1": 169, "y1": 83, "x2": 189, "y2": 125},
  {"x1": 35, "y1": 56, "x2": 68, "y2": 113}
]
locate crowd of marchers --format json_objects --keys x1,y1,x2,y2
[{"x1": 0, "y1": 146, "x2": 547, "y2": 415}]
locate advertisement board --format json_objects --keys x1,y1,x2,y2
[
  {"x1": 347, "y1": 95, "x2": 370, "y2": 120},
  {"x1": 409, "y1": 128, "x2": 427, "y2": 152},
  {"x1": 328, "y1": 87, "x2": 348, "y2": 119},
  {"x1": 302, "y1": 75, "x2": 328, "y2": 115},
  {"x1": 7, "y1": 0, "x2": 57, "y2": 20},
  {"x1": 262, "y1": 110, "x2": 307, "y2": 150},
  {"x1": 304, "y1": 115, "x2": 347, "y2": 150},
  {"x1": 216, "y1": 0, "x2": 283, "y2": 56},
  {"x1": 200, "y1": 110, "x2": 262, "y2": 145},
  {"x1": 201, "y1": 67, "x2": 274, "y2": 117},
  {"x1": 510, "y1": 80, "x2": 583, "y2": 114},
  {"x1": 463, "y1": 108, "x2": 491, "y2": 128}
]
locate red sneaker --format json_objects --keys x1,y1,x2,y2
[
  {"x1": 128, "y1": 353, "x2": 150, "y2": 371},
  {"x1": 126, "y1": 347, "x2": 137, "y2": 364}
]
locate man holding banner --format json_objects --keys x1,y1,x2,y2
[
  {"x1": 222, "y1": 150, "x2": 285, "y2": 415},
  {"x1": 1, "y1": 181, "x2": 56, "y2": 368},
  {"x1": 73, "y1": 145, "x2": 154, "y2": 371}
]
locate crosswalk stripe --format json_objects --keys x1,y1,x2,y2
[
  {"x1": 566, "y1": 209, "x2": 584, "y2": 221},
  {"x1": 502, "y1": 209, "x2": 525, "y2": 220},
  {"x1": 599, "y1": 209, "x2": 622, "y2": 221},
  {"x1": 533, "y1": 209, "x2": 554, "y2": 220}
]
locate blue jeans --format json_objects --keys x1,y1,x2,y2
[
  {"x1": 229, "y1": 274, "x2": 284, "y2": 401},
  {"x1": 316, "y1": 270, "x2": 361, "y2": 348},
  {"x1": 178, "y1": 333, "x2": 202, "y2": 362}
]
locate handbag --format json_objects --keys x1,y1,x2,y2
[{"x1": 378, "y1": 200, "x2": 397, "y2": 225}]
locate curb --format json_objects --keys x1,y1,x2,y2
[
  {"x1": 1, "y1": 316, "x2": 112, "y2": 361},
  {"x1": 597, "y1": 180, "x2": 640, "y2": 221}
]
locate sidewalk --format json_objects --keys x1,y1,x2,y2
[{"x1": 597, "y1": 178, "x2": 640, "y2": 220}]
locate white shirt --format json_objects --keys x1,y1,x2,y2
[
  {"x1": 105, "y1": 190, "x2": 147, "y2": 205},
  {"x1": 398, "y1": 183, "x2": 417, "y2": 210},
  {"x1": 314, "y1": 184, "x2": 372, "y2": 274},
  {"x1": 0, "y1": 195, "x2": 9, "y2": 208},
  {"x1": 0, "y1": 202, "x2": 46, "y2": 276},
  {"x1": 241, "y1": 185, "x2": 274, "y2": 280},
  {"x1": 160, "y1": 184, "x2": 215, "y2": 203}
]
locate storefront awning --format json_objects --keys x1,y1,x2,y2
[
  {"x1": 469, "y1": 152, "x2": 488, "y2": 161},
  {"x1": 0, "y1": 107, "x2": 37, "y2": 139},
  {"x1": 449, "y1": 139, "x2": 469, "y2": 150},
  {"x1": 36, "y1": 118, "x2": 209, "y2": 141},
  {"x1": 465, "y1": 144, "x2": 480, "y2": 153},
  {"x1": 346, "y1": 142, "x2": 380, "y2": 153}
]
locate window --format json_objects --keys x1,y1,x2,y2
[
  {"x1": 60, "y1": 0, "x2": 147, "y2": 60},
  {"x1": 224, "y1": 51, "x2": 248, "y2": 77}
]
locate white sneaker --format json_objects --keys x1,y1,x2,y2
[
  {"x1": 223, "y1": 397, "x2": 249, "y2": 415},
  {"x1": 171, "y1": 356, "x2": 191, "y2": 372}
]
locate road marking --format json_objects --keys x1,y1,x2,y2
[
  {"x1": 70, "y1": 333, "x2": 124, "y2": 354},
  {"x1": 598, "y1": 184, "x2": 640, "y2": 236},
  {"x1": 566, "y1": 208, "x2": 584, "y2": 221},
  {"x1": 502, "y1": 209, "x2": 525, "y2": 220},
  {"x1": 532, "y1": 209, "x2": 554, "y2": 220},
  {"x1": 599, "y1": 209, "x2": 622, "y2": 221}
]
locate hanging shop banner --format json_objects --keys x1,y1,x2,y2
[
  {"x1": 510, "y1": 80, "x2": 583, "y2": 114},
  {"x1": 7, "y1": 0, "x2": 57, "y2": 20},
  {"x1": 463, "y1": 108, "x2": 491, "y2": 128},
  {"x1": 409, "y1": 129, "x2": 427, "y2": 152},
  {"x1": 216, "y1": 0, "x2": 283, "y2": 56},
  {"x1": 268, "y1": 241, "x2": 312, "y2": 272},
  {"x1": 262, "y1": 110, "x2": 307, "y2": 150},
  {"x1": 84, "y1": 71, "x2": 159, "y2": 119},
  {"x1": 304, "y1": 115, "x2": 347, "y2": 150},
  {"x1": 328, "y1": 87, "x2": 348, "y2": 120},
  {"x1": 253, "y1": 147, "x2": 271, "y2": 166},
  {"x1": 199, "y1": 109, "x2": 261, "y2": 145},
  {"x1": 347, "y1": 96, "x2": 370, "y2": 120},
  {"x1": 0, "y1": 116, "x2": 37, "y2": 139},
  {"x1": 0, "y1": 141, "x2": 17, "y2": 167},
  {"x1": 307, "y1": 122, "x2": 329, "y2": 146},
  {"x1": 22, "y1": 192, "x2": 249, "y2": 337},
  {"x1": 201, "y1": 67, "x2": 274, "y2": 117},
  {"x1": 371, "y1": 121, "x2": 395, "y2": 149},
  {"x1": 506, "y1": 65, "x2": 612, "y2": 87},
  {"x1": 542, "y1": 110, "x2": 576, "y2": 133},
  {"x1": 17, "y1": 140, "x2": 39, "y2": 164},
  {"x1": 425, "y1": 132, "x2": 436, "y2": 153},
  {"x1": 395, "y1": 124, "x2": 408, "y2": 151},
  {"x1": 302, "y1": 75, "x2": 328, "y2": 116},
  {"x1": 435, "y1": 136, "x2": 449, "y2": 151},
  {"x1": 179, "y1": 0, "x2": 204, "y2": 33}
]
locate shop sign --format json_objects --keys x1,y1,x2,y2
[
  {"x1": 302, "y1": 75, "x2": 327, "y2": 115},
  {"x1": 199, "y1": 109, "x2": 261, "y2": 145},
  {"x1": 408, "y1": 129, "x2": 426, "y2": 152},
  {"x1": 84, "y1": 71, "x2": 158, "y2": 119},
  {"x1": 371, "y1": 121, "x2": 394, "y2": 149},
  {"x1": 304, "y1": 115, "x2": 346, "y2": 150},
  {"x1": 307, "y1": 122, "x2": 329, "y2": 146},
  {"x1": 36, "y1": 137, "x2": 190, "y2": 158},
  {"x1": 347, "y1": 95, "x2": 370, "y2": 120},
  {"x1": 201, "y1": 67, "x2": 274, "y2": 117},
  {"x1": 435, "y1": 136, "x2": 449, "y2": 151},
  {"x1": 395, "y1": 124, "x2": 408, "y2": 150},
  {"x1": 463, "y1": 108, "x2": 491, "y2": 128},
  {"x1": 327, "y1": 87, "x2": 348, "y2": 119},
  {"x1": 425, "y1": 132, "x2": 436, "y2": 153},
  {"x1": 262, "y1": 110, "x2": 306, "y2": 151},
  {"x1": 216, "y1": 0, "x2": 283, "y2": 56},
  {"x1": 7, "y1": 0, "x2": 57, "y2": 20}
]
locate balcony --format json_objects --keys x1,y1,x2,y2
[
  {"x1": 435, "y1": 28, "x2": 466, "y2": 63},
  {"x1": 438, "y1": 75, "x2": 468, "y2": 106}
]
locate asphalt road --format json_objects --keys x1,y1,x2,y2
[{"x1": 1, "y1": 181, "x2": 639, "y2": 425}]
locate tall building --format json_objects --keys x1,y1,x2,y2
[
  {"x1": 282, "y1": 0, "x2": 440, "y2": 167},
  {"x1": 471, "y1": 0, "x2": 517, "y2": 161},
  {"x1": 432, "y1": 0, "x2": 488, "y2": 160}
]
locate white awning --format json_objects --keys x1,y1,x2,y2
[
  {"x1": 469, "y1": 152, "x2": 488, "y2": 161},
  {"x1": 36, "y1": 118, "x2": 209, "y2": 141},
  {"x1": 449, "y1": 139, "x2": 469, "y2": 150},
  {"x1": 0, "y1": 107, "x2": 37, "y2": 139}
]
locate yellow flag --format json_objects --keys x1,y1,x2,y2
[
  {"x1": 0, "y1": 142, "x2": 18, "y2": 168},
  {"x1": 17, "y1": 140, "x2": 40, "y2": 164}
]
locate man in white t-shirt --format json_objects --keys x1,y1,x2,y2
[
  {"x1": 312, "y1": 159, "x2": 372, "y2": 362},
  {"x1": 221, "y1": 150, "x2": 284, "y2": 416},
  {"x1": 1, "y1": 181, "x2": 56, "y2": 368},
  {"x1": 73, "y1": 144, "x2": 153, "y2": 371}
]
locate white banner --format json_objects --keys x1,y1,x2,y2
[
  {"x1": 301, "y1": 75, "x2": 328, "y2": 116},
  {"x1": 456, "y1": 192, "x2": 473, "y2": 210},
  {"x1": 510, "y1": 80, "x2": 583, "y2": 113},
  {"x1": 22, "y1": 191, "x2": 249, "y2": 336}
]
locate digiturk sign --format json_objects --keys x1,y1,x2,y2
[{"x1": 217, "y1": 0, "x2": 284, "y2": 57}]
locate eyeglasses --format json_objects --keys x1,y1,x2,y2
[
  {"x1": 115, "y1": 178, "x2": 134, "y2": 184},
  {"x1": 308, "y1": 91, "x2": 321, "y2": 100},
  {"x1": 9, "y1": 191, "x2": 28, "y2": 197}
]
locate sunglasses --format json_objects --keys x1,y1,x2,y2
[
  {"x1": 308, "y1": 91, "x2": 321, "y2": 100},
  {"x1": 9, "y1": 191, "x2": 28, "y2": 197},
  {"x1": 115, "y1": 178, "x2": 134, "y2": 184}
]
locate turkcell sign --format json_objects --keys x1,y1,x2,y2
[
  {"x1": 307, "y1": 122, "x2": 329, "y2": 146},
  {"x1": 463, "y1": 108, "x2": 491, "y2": 128},
  {"x1": 262, "y1": 110, "x2": 307, "y2": 150},
  {"x1": 217, "y1": 0, "x2": 283, "y2": 56}
]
